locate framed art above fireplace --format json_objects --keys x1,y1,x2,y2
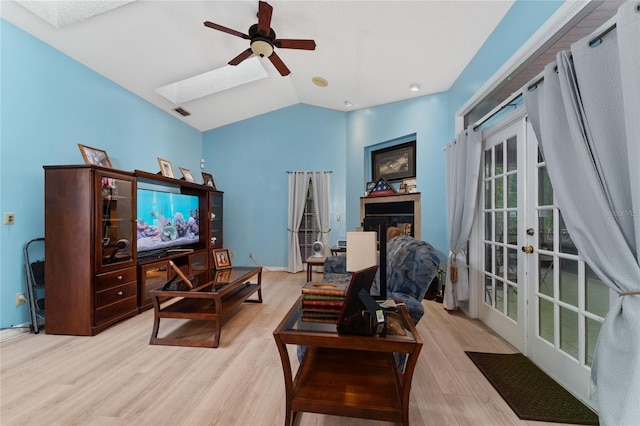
[{"x1": 371, "y1": 140, "x2": 416, "y2": 182}]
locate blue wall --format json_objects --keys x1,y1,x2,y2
[
  {"x1": 202, "y1": 104, "x2": 347, "y2": 268},
  {"x1": 345, "y1": 94, "x2": 450, "y2": 251},
  {"x1": 1, "y1": 0, "x2": 564, "y2": 329},
  {"x1": 1, "y1": 20, "x2": 202, "y2": 328},
  {"x1": 448, "y1": 0, "x2": 566, "y2": 111},
  {"x1": 201, "y1": 1, "x2": 564, "y2": 262}
]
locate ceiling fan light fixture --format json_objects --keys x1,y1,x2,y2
[
  {"x1": 251, "y1": 39, "x2": 274, "y2": 57},
  {"x1": 409, "y1": 83, "x2": 422, "y2": 92}
]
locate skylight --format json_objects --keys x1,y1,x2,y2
[{"x1": 154, "y1": 57, "x2": 268, "y2": 105}]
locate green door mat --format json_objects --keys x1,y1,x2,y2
[{"x1": 465, "y1": 352, "x2": 599, "y2": 425}]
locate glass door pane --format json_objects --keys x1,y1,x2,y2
[
  {"x1": 526, "y1": 123, "x2": 609, "y2": 407},
  {"x1": 479, "y1": 122, "x2": 525, "y2": 351},
  {"x1": 210, "y1": 192, "x2": 223, "y2": 248},
  {"x1": 98, "y1": 172, "x2": 135, "y2": 271}
]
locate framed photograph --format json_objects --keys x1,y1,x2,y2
[
  {"x1": 214, "y1": 269, "x2": 232, "y2": 285},
  {"x1": 179, "y1": 167, "x2": 195, "y2": 182},
  {"x1": 212, "y1": 248, "x2": 232, "y2": 270},
  {"x1": 371, "y1": 140, "x2": 416, "y2": 182},
  {"x1": 201, "y1": 172, "x2": 216, "y2": 189},
  {"x1": 365, "y1": 181, "x2": 376, "y2": 196},
  {"x1": 158, "y1": 157, "x2": 175, "y2": 178},
  {"x1": 78, "y1": 144, "x2": 112, "y2": 168},
  {"x1": 403, "y1": 178, "x2": 417, "y2": 193}
]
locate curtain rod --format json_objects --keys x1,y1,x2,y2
[
  {"x1": 476, "y1": 19, "x2": 619, "y2": 130},
  {"x1": 286, "y1": 170, "x2": 332, "y2": 173},
  {"x1": 527, "y1": 21, "x2": 617, "y2": 92},
  {"x1": 472, "y1": 101, "x2": 519, "y2": 131}
]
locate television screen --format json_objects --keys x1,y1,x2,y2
[{"x1": 137, "y1": 188, "x2": 200, "y2": 253}]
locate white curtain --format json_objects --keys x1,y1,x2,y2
[
  {"x1": 311, "y1": 171, "x2": 331, "y2": 256},
  {"x1": 287, "y1": 172, "x2": 310, "y2": 273},
  {"x1": 523, "y1": 2, "x2": 640, "y2": 424},
  {"x1": 444, "y1": 127, "x2": 483, "y2": 310}
]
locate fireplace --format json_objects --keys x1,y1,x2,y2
[{"x1": 360, "y1": 193, "x2": 421, "y2": 239}]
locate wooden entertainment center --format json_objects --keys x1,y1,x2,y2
[{"x1": 43, "y1": 165, "x2": 223, "y2": 336}]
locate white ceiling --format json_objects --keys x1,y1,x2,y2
[{"x1": 1, "y1": 0, "x2": 515, "y2": 132}]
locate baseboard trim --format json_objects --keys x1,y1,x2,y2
[{"x1": 0, "y1": 324, "x2": 30, "y2": 343}]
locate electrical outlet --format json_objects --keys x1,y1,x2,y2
[
  {"x1": 15, "y1": 293, "x2": 26, "y2": 306},
  {"x1": 4, "y1": 212, "x2": 15, "y2": 225},
  {"x1": 230, "y1": 251, "x2": 235, "y2": 259}
]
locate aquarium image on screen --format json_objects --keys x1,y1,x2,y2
[{"x1": 137, "y1": 189, "x2": 200, "y2": 253}]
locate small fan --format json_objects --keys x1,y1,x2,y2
[{"x1": 311, "y1": 240, "x2": 324, "y2": 257}]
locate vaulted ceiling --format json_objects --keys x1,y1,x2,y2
[{"x1": 1, "y1": 1, "x2": 515, "y2": 132}]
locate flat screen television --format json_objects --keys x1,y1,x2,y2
[{"x1": 136, "y1": 187, "x2": 200, "y2": 254}]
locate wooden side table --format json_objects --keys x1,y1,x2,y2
[
  {"x1": 330, "y1": 246, "x2": 346, "y2": 256},
  {"x1": 305, "y1": 256, "x2": 325, "y2": 282},
  {"x1": 273, "y1": 297, "x2": 422, "y2": 425}
]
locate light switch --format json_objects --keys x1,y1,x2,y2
[{"x1": 4, "y1": 212, "x2": 15, "y2": 225}]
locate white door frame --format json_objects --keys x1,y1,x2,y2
[{"x1": 473, "y1": 109, "x2": 528, "y2": 352}]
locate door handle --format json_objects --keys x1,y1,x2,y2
[{"x1": 521, "y1": 245, "x2": 534, "y2": 253}]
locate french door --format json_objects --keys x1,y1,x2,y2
[
  {"x1": 478, "y1": 115, "x2": 527, "y2": 352},
  {"x1": 477, "y1": 110, "x2": 609, "y2": 408}
]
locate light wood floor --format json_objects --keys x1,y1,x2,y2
[{"x1": 1, "y1": 270, "x2": 568, "y2": 425}]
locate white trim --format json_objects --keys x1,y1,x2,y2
[
  {"x1": 455, "y1": 0, "x2": 599, "y2": 133},
  {"x1": 0, "y1": 325, "x2": 30, "y2": 342}
]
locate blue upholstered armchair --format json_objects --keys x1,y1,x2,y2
[
  {"x1": 385, "y1": 235, "x2": 440, "y2": 324},
  {"x1": 298, "y1": 236, "x2": 439, "y2": 368},
  {"x1": 322, "y1": 235, "x2": 440, "y2": 325}
]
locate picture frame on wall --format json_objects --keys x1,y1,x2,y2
[
  {"x1": 78, "y1": 144, "x2": 112, "y2": 168},
  {"x1": 202, "y1": 172, "x2": 216, "y2": 189},
  {"x1": 371, "y1": 140, "x2": 416, "y2": 182},
  {"x1": 179, "y1": 167, "x2": 195, "y2": 182},
  {"x1": 212, "y1": 248, "x2": 232, "y2": 270},
  {"x1": 157, "y1": 157, "x2": 175, "y2": 178}
]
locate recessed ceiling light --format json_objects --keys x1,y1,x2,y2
[
  {"x1": 312, "y1": 76, "x2": 329, "y2": 87},
  {"x1": 409, "y1": 83, "x2": 421, "y2": 92},
  {"x1": 344, "y1": 101, "x2": 353, "y2": 108}
]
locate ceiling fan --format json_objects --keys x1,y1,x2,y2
[{"x1": 204, "y1": 1, "x2": 316, "y2": 76}]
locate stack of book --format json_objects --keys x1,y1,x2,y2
[{"x1": 301, "y1": 282, "x2": 347, "y2": 323}]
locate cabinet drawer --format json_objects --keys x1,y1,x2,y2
[
  {"x1": 96, "y1": 281, "x2": 137, "y2": 308},
  {"x1": 95, "y1": 295, "x2": 137, "y2": 325},
  {"x1": 96, "y1": 268, "x2": 137, "y2": 292}
]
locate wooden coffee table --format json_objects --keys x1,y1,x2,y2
[
  {"x1": 273, "y1": 297, "x2": 422, "y2": 425},
  {"x1": 149, "y1": 266, "x2": 262, "y2": 348}
]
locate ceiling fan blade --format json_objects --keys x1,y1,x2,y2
[
  {"x1": 274, "y1": 39, "x2": 316, "y2": 50},
  {"x1": 204, "y1": 21, "x2": 249, "y2": 39},
  {"x1": 228, "y1": 48, "x2": 254, "y2": 66},
  {"x1": 268, "y1": 52, "x2": 291, "y2": 76},
  {"x1": 257, "y1": 1, "x2": 273, "y2": 36}
]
